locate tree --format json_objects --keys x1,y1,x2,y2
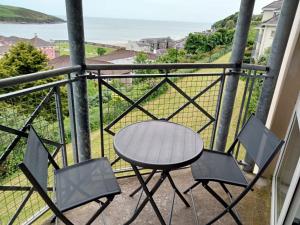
[
  {"x1": 133, "y1": 52, "x2": 157, "y2": 78},
  {"x1": 0, "y1": 42, "x2": 51, "y2": 93},
  {"x1": 0, "y1": 42, "x2": 49, "y2": 78},
  {"x1": 225, "y1": 20, "x2": 235, "y2": 29},
  {"x1": 0, "y1": 42, "x2": 68, "y2": 120},
  {"x1": 134, "y1": 52, "x2": 149, "y2": 64},
  {"x1": 184, "y1": 29, "x2": 234, "y2": 55},
  {"x1": 0, "y1": 43, "x2": 64, "y2": 178},
  {"x1": 156, "y1": 48, "x2": 186, "y2": 63},
  {"x1": 257, "y1": 47, "x2": 271, "y2": 65},
  {"x1": 184, "y1": 33, "x2": 208, "y2": 54},
  {"x1": 223, "y1": 29, "x2": 235, "y2": 45},
  {"x1": 212, "y1": 12, "x2": 239, "y2": 30},
  {"x1": 97, "y1": 47, "x2": 106, "y2": 56}
]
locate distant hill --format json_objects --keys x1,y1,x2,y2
[
  {"x1": 0, "y1": 5, "x2": 65, "y2": 24},
  {"x1": 212, "y1": 12, "x2": 262, "y2": 30},
  {"x1": 212, "y1": 13, "x2": 239, "y2": 30}
]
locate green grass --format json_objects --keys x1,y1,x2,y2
[
  {"x1": 1, "y1": 52, "x2": 250, "y2": 224},
  {"x1": 0, "y1": 4, "x2": 64, "y2": 23},
  {"x1": 87, "y1": 52, "x2": 242, "y2": 160},
  {"x1": 195, "y1": 52, "x2": 247, "y2": 153},
  {"x1": 55, "y1": 42, "x2": 116, "y2": 58},
  {"x1": 61, "y1": 52, "x2": 241, "y2": 221}
]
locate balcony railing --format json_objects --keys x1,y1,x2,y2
[{"x1": 0, "y1": 63, "x2": 269, "y2": 224}]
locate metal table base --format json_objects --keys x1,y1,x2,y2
[{"x1": 125, "y1": 165, "x2": 190, "y2": 225}]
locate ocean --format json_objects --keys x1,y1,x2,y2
[{"x1": 0, "y1": 17, "x2": 210, "y2": 44}]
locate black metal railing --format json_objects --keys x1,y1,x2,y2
[{"x1": 0, "y1": 63, "x2": 268, "y2": 224}]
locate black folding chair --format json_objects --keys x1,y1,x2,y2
[
  {"x1": 19, "y1": 126, "x2": 121, "y2": 225},
  {"x1": 184, "y1": 115, "x2": 284, "y2": 225}
]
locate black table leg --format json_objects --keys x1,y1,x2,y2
[
  {"x1": 166, "y1": 173, "x2": 190, "y2": 207},
  {"x1": 124, "y1": 165, "x2": 167, "y2": 225},
  {"x1": 129, "y1": 169, "x2": 157, "y2": 197},
  {"x1": 126, "y1": 167, "x2": 191, "y2": 225}
]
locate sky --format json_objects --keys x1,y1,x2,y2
[{"x1": 0, "y1": 0, "x2": 274, "y2": 23}]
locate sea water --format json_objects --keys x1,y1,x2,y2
[{"x1": 0, "y1": 16, "x2": 210, "y2": 44}]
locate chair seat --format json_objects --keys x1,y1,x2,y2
[
  {"x1": 55, "y1": 157, "x2": 121, "y2": 211},
  {"x1": 191, "y1": 150, "x2": 248, "y2": 187}
]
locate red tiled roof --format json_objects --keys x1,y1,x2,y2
[
  {"x1": 48, "y1": 55, "x2": 130, "y2": 75},
  {"x1": 0, "y1": 36, "x2": 27, "y2": 45},
  {"x1": 48, "y1": 55, "x2": 110, "y2": 68},
  {"x1": 29, "y1": 36, "x2": 53, "y2": 47},
  {"x1": 0, "y1": 35, "x2": 54, "y2": 48}
]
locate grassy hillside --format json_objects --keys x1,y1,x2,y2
[
  {"x1": 0, "y1": 5, "x2": 64, "y2": 23},
  {"x1": 212, "y1": 12, "x2": 262, "y2": 30}
]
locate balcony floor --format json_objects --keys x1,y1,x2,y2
[{"x1": 42, "y1": 168, "x2": 271, "y2": 225}]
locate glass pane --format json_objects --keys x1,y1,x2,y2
[{"x1": 276, "y1": 116, "x2": 300, "y2": 221}]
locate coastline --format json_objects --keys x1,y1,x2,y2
[
  {"x1": 0, "y1": 17, "x2": 209, "y2": 44},
  {"x1": 0, "y1": 21, "x2": 65, "y2": 24}
]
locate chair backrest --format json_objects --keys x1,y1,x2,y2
[
  {"x1": 19, "y1": 127, "x2": 73, "y2": 224},
  {"x1": 225, "y1": 115, "x2": 284, "y2": 212},
  {"x1": 237, "y1": 115, "x2": 283, "y2": 171},
  {"x1": 20, "y1": 127, "x2": 50, "y2": 191}
]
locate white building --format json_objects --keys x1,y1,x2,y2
[
  {"x1": 127, "y1": 41, "x2": 152, "y2": 53},
  {"x1": 127, "y1": 37, "x2": 175, "y2": 53},
  {"x1": 253, "y1": 0, "x2": 283, "y2": 60}
]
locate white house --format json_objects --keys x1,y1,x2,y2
[
  {"x1": 253, "y1": 0, "x2": 283, "y2": 60},
  {"x1": 127, "y1": 37, "x2": 175, "y2": 53}
]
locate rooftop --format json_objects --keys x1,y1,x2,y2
[
  {"x1": 262, "y1": 0, "x2": 283, "y2": 11},
  {"x1": 0, "y1": 35, "x2": 28, "y2": 44},
  {"x1": 262, "y1": 14, "x2": 279, "y2": 26},
  {"x1": 29, "y1": 35, "x2": 53, "y2": 47},
  {"x1": 48, "y1": 55, "x2": 111, "y2": 69},
  {"x1": 0, "y1": 35, "x2": 53, "y2": 47},
  {"x1": 140, "y1": 37, "x2": 174, "y2": 43},
  {"x1": 48, "y1": 55, "x2": 131, "y2": 75},
  {"x1": 0, "y1": 35, "x2": 54, "y2": 56}
]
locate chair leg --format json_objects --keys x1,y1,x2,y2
[
  {"x1": 50, "y1": 206, "x2": 73, "y2": 225},
  {"x1": 50, "y1": 215, "x2": 56, "y2": 224},
  {"x1": 206, "y1": 206, "x2": 242, "y2": 225},
  {"x1": 219, "y1": 183, "x2": 233, "y2": 199},
  {"x1": 203, "y1": 183, "x2": 242, "y2": 225},
  {"x1": 85, "y1": 196, "x2": 113, "y2": 225},
  {"x1": 183, "y1": 180, "x2": 201, "y2": 194}
]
